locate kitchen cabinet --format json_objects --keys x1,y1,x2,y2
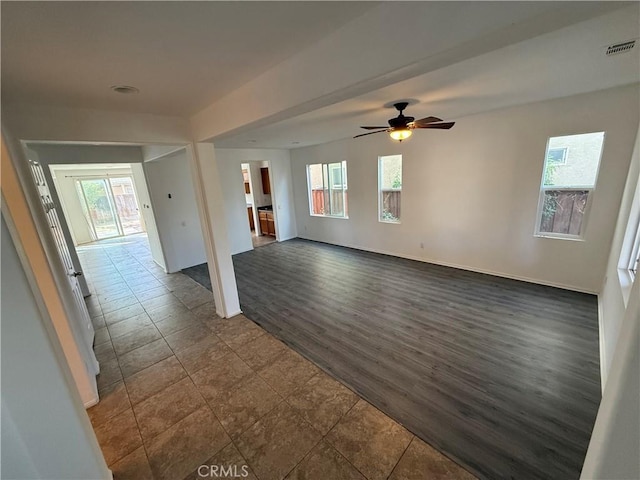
[
  {"x1": 260, "y1": 167, "x2": 271, "y2": 195},
  {"x1": 258, "y1": 210, "x2": 276, "y2": 236}
]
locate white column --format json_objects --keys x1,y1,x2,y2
[{"x1": 188, "y1": 142, "x2": 241, "y2": 318}]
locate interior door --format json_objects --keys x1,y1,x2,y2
[{"x1": 28, "y1": 160, "x2": 99, "y2": 379}]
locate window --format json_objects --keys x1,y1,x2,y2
[
  {"x1": 307, "y1": 161, "x2": 348, "y2": 218},
  {"x1": 535, "y1": 132, "x2": 605, "y2": 239},
  {"x1": 547, "y1": 147, "x2": 568, "y2": 165},
  {"x1": 379, "y1": 155, "x2": 402, "y2": 223}
]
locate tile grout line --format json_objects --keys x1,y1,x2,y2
[
  {"x1": 385, "y1": 435, "x2": 415, "y2": 480},
  {"x1": 87, "y1": 236, "x2": 393, "y2": 480}
]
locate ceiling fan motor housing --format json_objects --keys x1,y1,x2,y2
[
  {"x1": 389, "y1": 116, "x2": 414, "y2": 129},
  {"x1": 389, "y1": 102, "x2": 413, "y2": 129}
]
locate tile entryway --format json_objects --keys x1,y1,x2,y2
[{"x1": 80, "y1": 234, "x2": 475, "y2": 480}]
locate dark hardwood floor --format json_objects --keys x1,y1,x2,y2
[{"x1": 218, "y1": 239, "x2": 600, "y2": 479}]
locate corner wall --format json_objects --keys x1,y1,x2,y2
[
  {"x1": 215, "y1": 148, "x2": 297, "y2": 255},
  {"x1": 597, "y1": 124, "x2": 640, "y2": 386},
  {"x1": 291, "y1": 85, "x2": 639, "y2": 293},
  {"x1": 143, "y1": 149, "x2": 207, "y2": 272}
]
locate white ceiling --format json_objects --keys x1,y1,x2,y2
[
  {"x1": 1, "y1": 1, "x2": 377, "y2": 115},
  {"x1": 215, "y1": 5, "x2": 640, "y2": 149},
  {"x1": 2, "y1": 2, "x2": 638, "y2": 151}
]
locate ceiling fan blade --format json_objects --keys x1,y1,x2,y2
[
  {"x1": 353, "y1": 129, "x2": 388, "y2": 138},
  {"x1": 412, "y1": 116, "x2": 443, "y2": 127},
  {"x1": 417, "y1": 121, "x2": 455, "y2": 130},
  {"x1": 360, "y1": 126, "x2": 389, "y2": 130}
]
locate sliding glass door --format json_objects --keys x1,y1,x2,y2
[
  {"x1": 109, "y1": 177, "x2": 144, "y2": 236},
  {"x1": 76, "y1": 176, "x2": 143, "y2": 241}
]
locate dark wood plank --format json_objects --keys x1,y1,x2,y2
[{"x1": 211, "y1": 239, "x2": 599, "y2": 479}]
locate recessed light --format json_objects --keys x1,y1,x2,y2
[{"x1": 111, "y1": 85, "x2": 139, "y2": 95}]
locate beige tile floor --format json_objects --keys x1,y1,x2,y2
[
  {"x1": 80, "y1": 234, "x2": 475, "y2": 480},
  {"x1": 252, "y1": 233, "x2": 277, "y2": 248}
]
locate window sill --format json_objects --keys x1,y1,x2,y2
[
  {"x1": 379, "y1": 220, "x2": 401, "y2": 224},
  {"x1": 534, "y1": 233, "x2": 585, "y2": 242},
  {"x1": 309, "y1": 214, "x2": 349, "y2": 220},
  {"x1": 617, "y1": 268, "x2": 635, "y2": 307}
]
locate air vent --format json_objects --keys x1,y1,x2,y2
[{"x1": 606, "y1": 40, "x2": 636, "y2": 56}]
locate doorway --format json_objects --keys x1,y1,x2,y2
[
  {"x1": 241, "y1": 161, "x2": 276, "y2": 248},
  {"x1": 76, "y1": 176, "x2": 144, "y2": 240}
]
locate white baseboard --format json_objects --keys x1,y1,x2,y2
[
  {"x1": 297, "y1": 236, "x2": 597, "y2": 295},
  {"x1": 225, "y1": 309, "x2": 243, "y2": 318},
  {"x1": 83, "y1": 396, "x2": 99, "y2": 409},
  {"x1": 277, "y1": 235, "x2": 297, "y2": 242}
]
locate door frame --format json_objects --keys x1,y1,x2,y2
[{"x1": 1, "y1": 133, "x2": 99, "y2": 407}]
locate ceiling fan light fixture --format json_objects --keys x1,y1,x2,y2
[{"x1": 389, "y1": 128, "x2": 412, "y2": 141}]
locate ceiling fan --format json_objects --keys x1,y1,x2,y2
[{"x1": 354, "y1": 102, "x2": 455, "y2": 141}]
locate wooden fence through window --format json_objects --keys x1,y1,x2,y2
[
  {"x1": 311, "y1": 189, "x2": 347, "y2": 216},
  {"x1": 540, "y1": 190, "x2": 589, "y2": 235}
]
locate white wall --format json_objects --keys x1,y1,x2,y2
[
  {"x1": 131, "y1": 163, "x2": 166, "y2": 270},
  {"x1": 141, "y1": 144, "x2": 185, "y2": 162},
  {"x1": 581, "y1": 279, "x2": 639, "y2": 480},
  {"x1": 215, "y1": 148, "x2": 297, "y2": 254},
  {"x1": 27, "y1": 144, "x2": 143, "y2": 166},
  {"x1": 144, "y1": 149, "x2": 207, "y2": 272},
  {"x1": 291, "y1": 85, "x2": 639, "y2": 293},
  {"x1": 597, "y1": 124, "x2": 640, "y2": 384},
  {"x1": 5, "y1": 103, "x2": 190, "y2": 144},
  {"x1": 1, "y1": 214, "x2": 110, "y2": 480}
]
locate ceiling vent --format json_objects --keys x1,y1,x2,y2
[{"x1": 605, "y1": 40, "x2": 636, "y2": 56}]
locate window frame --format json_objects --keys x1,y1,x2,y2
[
  {"x1": 378, "y1": 154, "x2": 402, "y2": 224},
  {"x1": 626, "y1": 218, "x2": 640, "y2": 280},
  {"x1": 546, "y1": 147, "x2": 568, "y2": 165},
  {"x1": 306, "y1": 161, "x2": 348, "y2": 219},
  {"x1": 534, "y1": 133, "x2": 605, "y2": 241}
]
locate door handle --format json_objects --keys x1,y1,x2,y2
[{"x1": 69, "y1": 271, "x2": 83, "y2": 277}]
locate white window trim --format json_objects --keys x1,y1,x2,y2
[
  {"x1": 617, "y1": 182, "x2": 640, "y2": 306},
  {"x1": 628, "y1": 225, "x2": 640, "y2": 278},
  {"x1": 378, "y1": 155, "x2": 402, "y2": 224},
  {"x1": 533, "y1": 133, "x2": 605, "y2": 240},
  {"x1": 306, "y1": 161, "x2": 349, "y2": 219}
]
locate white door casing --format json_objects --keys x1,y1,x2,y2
[{"x1": 28, "y1": 160, "x2": 100, "y2": 378}]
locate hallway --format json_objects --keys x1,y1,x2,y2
[{"x1": 79, "y1": 235, "x2": 475, "y2": 480}]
